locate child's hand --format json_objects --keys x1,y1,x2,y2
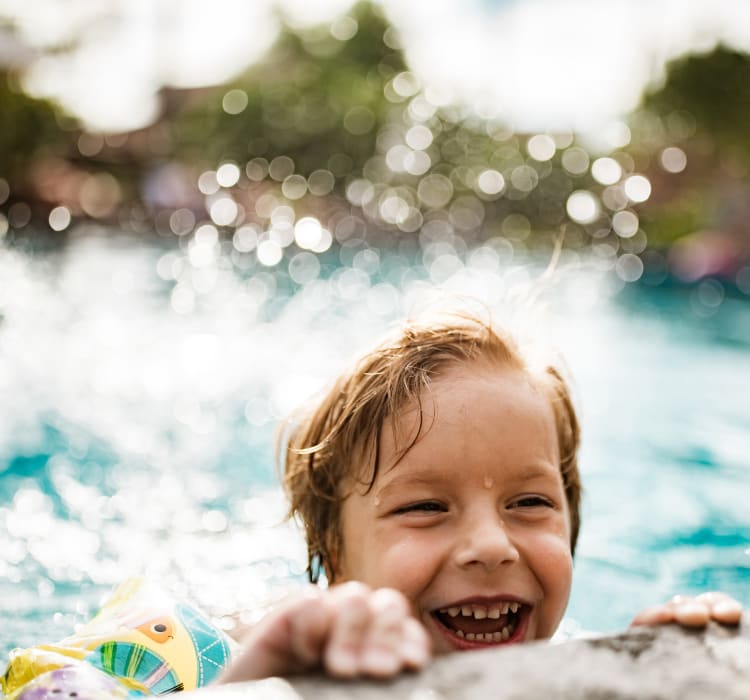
[
  {"x1": 218, "y1": 582, "x2": 430, "y2": 683},
  {"x1": 630, "y1": 592, "x2": 743, "y2": 629}
]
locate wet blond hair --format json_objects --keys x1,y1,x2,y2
[{"x1": 282, "y1": 313, "x2": 581, "y2": 582}]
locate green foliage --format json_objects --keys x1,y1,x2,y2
[
  {"x1": 172, "y1": 1, "x2": 404, "y2": 174},
  {"x1": 0, "y1": 71, "x2": 70, "y2": 181},
  {"x1": 630, "y1": 45, "x2": 750, "y2": 248},
  {"x1": 643, "y1": 45, "x2": 750, "y2": 160},
  {"x1": 639, "y1": 191, "x2": 710, "y2": 249},
  {"x1": 4, "y1": 2, "x2": 749, "y2": 270}
]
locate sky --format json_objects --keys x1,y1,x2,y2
[{"x1": 3, "y1": 0, "x2": 750, "y2": 133}]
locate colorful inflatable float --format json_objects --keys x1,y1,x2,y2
[{"x1": 1, "y1": 579, "x2": 236, "y2": 700}]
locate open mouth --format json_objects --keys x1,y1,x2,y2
[{"x1": 431, "y1": 600, "x2": 528, "y2": 646}]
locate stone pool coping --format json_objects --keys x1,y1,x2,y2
[{"x1": 192, "y1": 620, "x2": 750, "y2": 700}]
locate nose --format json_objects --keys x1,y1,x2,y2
[{"x1": 454, "y1": 511, "x2": 520, "y2": 571}]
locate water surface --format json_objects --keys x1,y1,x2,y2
[{"x1": 1, "y1": 232, "x2": 748, "y2": 656}]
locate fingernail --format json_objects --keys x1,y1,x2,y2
[
  {"x1": 328, "y1": 648, "x2": 357, "y2": 674},
  {"x1": 715, "y1": 601, "x2": 742, "y2": 615},
  {"x1": 402, "y1": 641, "x2": 429, "y2": 666},
  {"x1": 681, "y1": 602, "x2": 707, "y2": 617},
  {"x1": 362, "y1": 648, "x2": 399, "y2": 672}
]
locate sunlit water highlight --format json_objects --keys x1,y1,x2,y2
[{"x1": 1, "y1": 231, "x2": 749, "y2": 656}]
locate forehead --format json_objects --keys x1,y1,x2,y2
[{"x1": 377, "y1": 361, "x2": 560, "y2": 480}]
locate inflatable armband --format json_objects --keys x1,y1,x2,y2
[
  {"x1": 8, "y1": 664, "x2": 133, "y2": 700},
  {"x1": 1, "y1": 579, "x2": 236, "y2": 699}
]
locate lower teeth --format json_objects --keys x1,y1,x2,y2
[{"x1": 455, "y1": 626, "x2": 512, "y2": 642}]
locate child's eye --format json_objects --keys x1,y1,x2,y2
[
  {"x1": 395, "y1": 501, "x2": 446, "y2": 514},
  {"x1": 512, "y1": 495, "x2": 554, "y2": 509}
]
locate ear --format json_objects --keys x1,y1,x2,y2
[
  {"x1": 325, "y1": 561, "x2": 338, "y2": 584},
  {"x1": 324, "y1": 534, "x2": 344, "y2": 584}
]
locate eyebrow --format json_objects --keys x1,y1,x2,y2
[
  {"x1": 511, "y1": 464, "x2": 562, "y2": 481},
  {"x1": 375, "y1": 462, "x2": 561, "y2": 499},
  {"x1": 375, "y1": 474, "x2": 444, "y2": 500}
]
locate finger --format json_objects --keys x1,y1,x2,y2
[
  {"x1": 630, "y1": 603, "x2": 678, "y2": 628},
  {"x1": 695, "y1": 592, "x2": 723, "y2": 606},
  {"x1": 359, "y1": 589, "x2": 430, "y2": 677},
  {"x1": 672, "y1": 600, "x2": 711, "y2": 628},
  {"x1": 287, "y1": 591, "x2": 334, "y2": 666},
  {"x1": 370, "y1": 587, "x2": 412, "y2": 620},
  {"x1": 399, "y1": 617, "x2": 431, "y2": 670},
  {"x1": 713, "y1": 600, "x2": 743, "y2": 625},
  {"x1": 358, "y1": 589, "x2": 413, "y2": 677},
  {"x1": 371, "y1": 590, "x2": 430, "y2": 669},
  {"x1": 323, "y1": 583, "x2": 373, "y2": 677},
  {"x1": 697, "y1": 592, "x2": 743, "y2": 625},
  {"x1": 220, "y1": 588, "x2": 330, "y2": 682}
]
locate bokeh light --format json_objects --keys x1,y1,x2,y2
[
  {"x1": 615, "y1": 253, "x2": 644, "y2": 282},
  {"x1": 526, "y1": 134, "x2": 556, "y2": 161},
  {"x1": 222, "y1": 89, "x2": 249, "y2": 115},
  {"x1": 257, "y1": 239, "x2": 283, "y2": 266},
  {"x1": 659, "y1": 146, "x2": 687, "y2": 173},
  {"x1": 198, "y1": 171, "x2": 220, "y2": 195},
  {"x1": 330, "y1": 15, "x2": 358, "y2": 41},
  {"x1": 477, "y1": 169, "x2": 505, "y2": 196},
  {"x1": 562, "y1": 147, "x2": 590, "y2": 175},
  {"x1": 624, "y1": 175, "x2": 651, "y2": 203},
  {"x1": 612, "y1": 210, "x2": 639, "y2": 238},
  {"x1": 216, "y1": 163, "x2": 241, "y2": 188},
  {"x1": 566, "y1": 190, "x2": 600, "y2": 224},
  {"x1": 591, "y1": 157, "x2": 622, "y2": 185},
  {"x1": 48, "y1": 206, "x2": 71, "y2": 232}
]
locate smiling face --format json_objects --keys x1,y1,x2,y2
[{"x1": 334, "y1": 361, "x2": 573, "y2": 653}]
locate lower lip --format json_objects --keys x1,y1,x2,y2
[{"x1": 430, "y1": 610, "x2": 530, "y2": 651}]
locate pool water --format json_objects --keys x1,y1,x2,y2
[{"x1": 0, "y1": 231, "x2": 748, "y2": 658}]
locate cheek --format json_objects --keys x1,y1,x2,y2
[
  {"x1": 540, "y1": 505, "x2": 574, "y2": 602},
  {"x1": 533, "y1": 536, "x2": 573, "y2": 629},
  {"x1": 374, "y1": 536, "x2": 436, "y2": 587},
  {"x1": 536, "y1": 531, "x2": 573, "y2": 587},
  {"x1": 343, "y1": 530, "x2": 441, "y2": 598}
]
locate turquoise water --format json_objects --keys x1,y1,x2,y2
[{"x1": 0, "y1": 232, "x2": 748, "y2": 657}]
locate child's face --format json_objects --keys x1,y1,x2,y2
[{"x1": 334, "y1": 362, "x2": 573, "y2": 653}]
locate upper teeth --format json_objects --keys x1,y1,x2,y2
[{"x1": 441, "y1": 602, "x2": 520, "y2": 619}]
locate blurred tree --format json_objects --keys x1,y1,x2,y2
[
  {"x1": 6, "y1": 0, "x2": 747, "y2": 275},
  {"x1": 171, "y1": 1, "x2": 405, "y2": 176},
  {"x1": 0, "y1": 69, "x2": 72, "y2": 185},
  {"x1": 643, "y1": 46, "x2": 750, "y2": 163},
  {"x1": 634, "y1": 44, "x2": 750, "y2": 264}
]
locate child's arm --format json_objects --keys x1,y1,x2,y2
[
  {"x1": 630, "y1": 591, "x2": 743, "y2": 628},
  {"x1": 218, "y1": 582, "x2": 430, "y2": 682}
]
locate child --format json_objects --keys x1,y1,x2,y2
[{"x1": 220, "y1": 312, "x2": 743, "y2": 683}]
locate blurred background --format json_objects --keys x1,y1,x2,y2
[{"x1": 1, "y1": 0, "x2": 749, "y2": 656}]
